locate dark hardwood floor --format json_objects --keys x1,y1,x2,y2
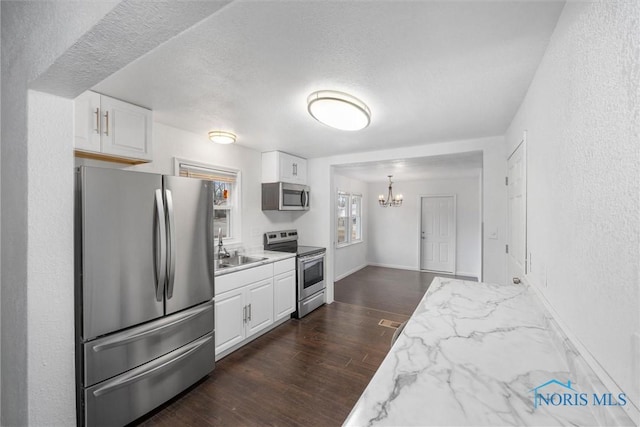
[
  {"x1": 137, "y1": 266, "x2": 475, "y2": 426},
  {"x1": 334, "y1": 266, "x2": 477, "y2": 316}
]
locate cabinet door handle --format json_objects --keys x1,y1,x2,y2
[
  {"x1": 248, "y1": 303, "x2": 252, "y2": 321},
  {"x1": 243, "y1": 305, "x2": 247, "y2": 323},
  {"x1": 292, "y1": 163, "x2": 297, "y2": 176},
  {"x1": 94, "y1": 108, "x2": 101, "y2": 134},
  {"x1": 104, "y1": 111, "x2": 110, "y2": 136}
]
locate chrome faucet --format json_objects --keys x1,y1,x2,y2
[{"x1": 217, "y1": 228, "x2": 230, "y2": 259}]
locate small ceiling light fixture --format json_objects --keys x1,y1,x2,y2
[
  {"x1": 378, "y1": 175, "x2": 403, "y2": 207},
  {"x1": 307, "y1": 90, "x2": 371, "y2": 131},
  {"x1": 208, "y1": 131, "x2": 236, "y2": 145}
]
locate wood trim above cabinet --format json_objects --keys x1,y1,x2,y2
[{"x1": 74, "y1": 150, "x2": 149, "y2": 165}]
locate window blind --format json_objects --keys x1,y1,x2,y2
[{"x1": 178, "y1": 163, "x2": 237, "y2": 183}]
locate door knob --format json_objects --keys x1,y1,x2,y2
[{"x1": 512, "y1": 277, "x2": 521, "y2": 284}]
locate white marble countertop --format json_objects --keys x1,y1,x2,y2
[
  {"x1": 344, "y1": 278, "x2": 635, "y2": 427},
  {"x1": 213, "y1": 250, "x2": 295, "y2": 277}
]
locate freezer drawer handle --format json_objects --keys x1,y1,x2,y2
[
  {"x1": 92, "y1": 334, "x2": 212, "y2": 397},
  {"x1": 154, "y1": 189, "x2": 167, "y2": 302},
  {"x1": 165, "y1": 189, "x2": 177, "y2": 299},
  {"x1": 91, "y1": 304, "x2": 211, "y2": 352}
]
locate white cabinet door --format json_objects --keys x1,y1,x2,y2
[
  {"x1": 262, "y1": 151, "x2": 307, "y2": 184},
  {"x1": 293, "y1": 159, "x2": 307, "y2": 185},
  {"x1": 246, "y1": 278, "x2": 274, "y2": 338},
  {"x1": 74, "y1": 91, "x2": 101, "y2": 153},
  {"x1": 100, "y1": 95, "x2": 152, "y2": 161},
  {"x1": 273, "y1": 270, "x2": 295, "y2": 322},
  {"x1": 278, "y1": 152, "x2": 307, "y2": 185},
  {"x1": 278, "y1": 152, "x2": 295, "y2": 183},
  {"x1": 214, "y1": 288, "x2": 245, "y2": 355}
]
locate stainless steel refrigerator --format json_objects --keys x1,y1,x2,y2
[{"x1": 75, "y1": 166, "x2": 215, "y2": 426}]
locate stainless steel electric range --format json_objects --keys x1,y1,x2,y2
[{"x1": 264, "y1": 230, "x2": 326, "y2": 318}]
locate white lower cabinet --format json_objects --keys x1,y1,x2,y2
[
  {"x1": 215, "y1": 257, "x2": 296, "y2": 359},
  {"x1": 215, "y1": 278, "x2": 273, "y2": 356},
  {"x1": 273, "y1": 270, "x2": 295, "y2": 322},
  {"x1": 245, "y1": 279, "x2": 274, "y2": 337},
  {"x1": 214, "y1": 288, "x2": 245, "y2": 354}
]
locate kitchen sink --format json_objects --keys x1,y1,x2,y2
[{"x1": 215, "y1": 255, "x2": 268, "y2": 270}]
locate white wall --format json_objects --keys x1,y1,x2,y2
[
  {"x1": 1, "y1": 3, "x2": 118, "y2": 424},
  {"x1": 295, "y1": 136, "x2": 507, "y2": 305},
  {"x1": 505, "y1": 0, "x2": 640, "y2": 419},
  {"x1": 27, "y1": 91, "x2": 76, "y2": 425},
  {"x1": 1, "y1": 2, "x2": 228, "y2": 424},
  {"x1": 333, "y1": 173, "x2": 368, "y2": 280},
  {"x1": 367, "y1": 175, "x2": 481, "y2": 278}
]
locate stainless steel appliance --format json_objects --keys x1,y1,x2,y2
[
  {"x1": 75, "y1": 166, "x2": 215, "y2": 426},
  {"x1": 261, "y1": 182, "x2": 310, "y2": 211},
  {"x1": 263, "y1": 230, "x2": 325, "y2": 317}
]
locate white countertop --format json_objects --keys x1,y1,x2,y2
[
  {"x1": 344, "y1": 277, "x2": 635, "y2": 427},
  {"x1": 213, "y1": 250, "x2": 295, "y2": 277}
]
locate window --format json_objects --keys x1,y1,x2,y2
[
  {"x1": 336, "y1": 191, "x2": 363, "y2": 247},
  {"x1": 177, "y1": 159, "x2": 240, "y2": 241},
  {"x1": 351, "y1": 194, "x2": 362, "y2": 242}
]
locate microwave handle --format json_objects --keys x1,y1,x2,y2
[{"x1": 300, "y1": 190, "x2": 306, "y2": 208}]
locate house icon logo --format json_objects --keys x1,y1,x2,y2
[{"x1": 529, "y1": 379, "x2": 577, "y2": 409}]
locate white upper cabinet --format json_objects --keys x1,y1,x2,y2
[
  {"x1": 262, "y1": 151, "x2": 307, "y2": 185},
  {"x1": 74, "y1": 91, "x2": 153, "y2": 164}
]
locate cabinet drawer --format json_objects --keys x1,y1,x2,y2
[
  {"x1": 273, "y1": 257, "x2": 295, "y2": 275},
  {"x1": 216, "y1": 264, "x2": 273, "y2": 295}
]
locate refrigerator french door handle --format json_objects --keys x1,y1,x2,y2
[
  {"x1": 91, "y1": 334, "x2": 212, "y2": 397},
  {"x1": 165, "y1": 189, "x2": 177, "y2": 299},
  {"x1": 154, "y1": 189, "x2": 167, "y2": 302}
]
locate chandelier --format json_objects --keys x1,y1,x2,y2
[{"x1": 378, "y1": 175, "x2": 403, "y2": 207}]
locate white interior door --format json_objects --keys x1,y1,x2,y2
[
  {"x1": 507, "y1": 138, "x2": 527, "y2": 284},
  {"x1": 420, "y1": 196, "x2": 456, "y2": 273}
]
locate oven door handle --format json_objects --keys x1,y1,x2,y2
[{"x1": 298, "y1": 253, "x2": 325, "y2": 263}]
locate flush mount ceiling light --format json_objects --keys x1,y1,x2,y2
[
  {"x1": 378, "y1": 175, "x2": 403, "y2": 208},
  {"x1": 307, "y1": 90, "x2": 371, "y2": 131},
  {"x1": 208, "y1": 131, "x2": 236, "y2": 145}
]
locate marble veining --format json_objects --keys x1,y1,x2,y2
[{"x1": 344, "y1": 278, "x2": 635, "y2": 426}]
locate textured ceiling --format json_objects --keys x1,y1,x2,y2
[
  {"x1": 94, "y1": 0, "x2": 565, "y2": 159},
  {"x1": 334, "y1": 152, "x2": 483, "y2": 182}
]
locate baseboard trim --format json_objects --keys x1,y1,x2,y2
[
  {"x1": 367, "y1": 263, "x2": 419, "y2": 272},
  {"x1": 334, "y1": 264, "x2": 368, "y2": 282},
  {"x1": 455, "y1": 271, "x2": 478, "y2": 279}
]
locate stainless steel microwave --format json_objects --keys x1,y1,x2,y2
[{"x1": 262, "y1": 182, "x2": 310, "y2": 211}]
